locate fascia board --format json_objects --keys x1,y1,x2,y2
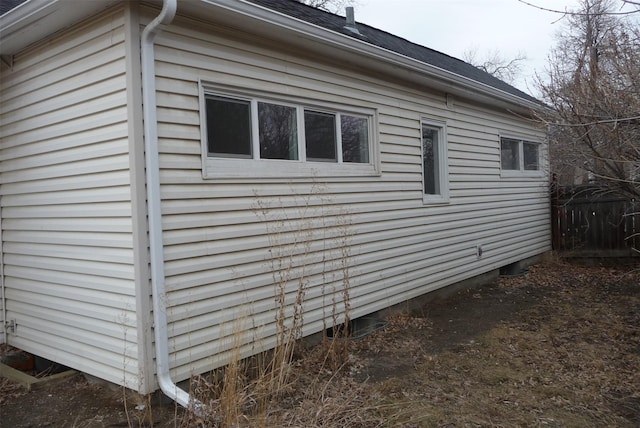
[
  {"x1": 0, "y1": 0, "x2": 119, "y2": 55},
  {"x1": 198, "y1": 0, "x2": 542, "y2": 113},
  {"x1": 0, "y1": 0, "x2": 541, "y2": 112}
]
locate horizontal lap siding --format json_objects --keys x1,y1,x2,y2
[
  {"x1": 0, "y1": 8, "x2": 139, "y2": 387},
  {"x1": 154, "y1": 16, "x2": 550, "y2": 381}
]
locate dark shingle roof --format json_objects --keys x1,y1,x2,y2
[
  {"x1": 0, "y1": 0, "x2": 26, "y2": 16},
  {"x1": 247, "y1": 0, "x2": 539, "y2": 104},
  {"x1": 1, "y1": 0, "x2": 537, "y2": 104}
]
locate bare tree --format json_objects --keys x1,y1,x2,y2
[
  {"x1": 536, "y1": 0, "x2": 640, "y2": 199},
  {"x1": 294, "y1": 0, "x2": 356, "y2": 14},
  {"x1": 463, "y1": 48, "x2": 528, "y2": 85}
]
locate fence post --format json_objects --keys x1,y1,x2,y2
[
  {"x1": 550, "y1": 174, "x2": 560, "y2": 250},
  {"x1": 553, "y1": 184, "x2": 638, "y2": 258}
]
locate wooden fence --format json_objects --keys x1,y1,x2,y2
[{"x1": 551, "y1": 185, "x2": 639, "y2": 257}]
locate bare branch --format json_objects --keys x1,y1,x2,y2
[
  {"x1": 294, "y1": 0, "x2": 356, "y2": 13},
  {"x1": 518, "y1": 0, "x2": 639, "y2": 15},
  {"x1": 463, "y1": 48, "x2": 527, "y2": 85},
  {"x1": 536, "y1": 0, "x2": 640, "y2": 199}
]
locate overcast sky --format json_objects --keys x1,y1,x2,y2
[{"x1": 352, "y1": 0, "x2": 582, "y2": 95}]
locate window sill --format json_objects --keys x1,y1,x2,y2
[
  {"x1": 423, "y1": 194, "x2": 450, "y2": 205},
  {"x1": 202, "y1": 157, "x2": 379, "y2": 179},
  {"x1": 500, "y1": 170, "x2": 544, "y2": 179}
]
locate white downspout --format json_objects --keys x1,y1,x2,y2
[
  {"x1": 141, "y1": 0, "x2": 203, "y2": 412},
  {"x1": 1, "y1": 205, "x2": 6, "y2": 345}
]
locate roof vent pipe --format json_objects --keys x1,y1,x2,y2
[{"x1": 344, "y1": 6, "x2": 363, "y2": 36}]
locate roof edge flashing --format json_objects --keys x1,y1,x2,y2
[
  {"x1": 200, "y1": 0, "x2": 540, "y2": 111},
  {"x1": 0, "y1": 0, "x2": 540, "y2": 110},
  {"x1": 0, "y1": 0, "x2": 119, "y2": 55}
]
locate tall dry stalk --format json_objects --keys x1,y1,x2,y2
[
  {"x1": 255, "y1": 188, "x2": 316, "y2": 396},
  {"x1": 182, "y1": 183, "x2": 357, "y2": 425}
]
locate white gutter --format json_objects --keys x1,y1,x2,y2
[
  {"x1": 200, "y1": 0, "x2": 542, "y2": 112},
  {"x1": 0, "y1": 0, "x2": 119, "y2": 55},
  {"x1": 1, "y1": 0, "x2": 540, "y2": 113},
  {"x1": 140, "y1": 0, "x2": 204, "y2": 412}
]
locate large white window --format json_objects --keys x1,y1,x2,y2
[
  {"x1": 200, "y1": 83, "x2": 377, "y2": 179},
  {"x1": 421, "y1": 119, "x2": 449, "y2": 203},
  {"x1": 500, "y1": 136, "x2": 541, "y2": 175}
]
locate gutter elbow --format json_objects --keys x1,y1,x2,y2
[{"x1": 141, "y1": 0, "x2": 177, "y2": 43}]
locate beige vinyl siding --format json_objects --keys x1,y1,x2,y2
[
  {"x1": 151, "y1": 13, "x2": 550, "y2": 381},
  {"x1": 0, "y1": 7, "x2": 141, "y2": 388}
]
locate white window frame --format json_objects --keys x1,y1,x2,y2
[
  {"x1": 421, "y1": 118, "x2": 449, "y2": 204},
  {"x1": 199, "y1": 82, "x2": 379, "y2": 179},
  {"x1": 499, "y1": 134, "x2": 543, "y2": 178}
]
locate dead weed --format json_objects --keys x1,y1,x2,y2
[{"x1": 2, "y1": 260, "x2": 639, "y2": 427}]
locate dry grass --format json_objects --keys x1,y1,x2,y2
[
  {"x1": 2, "y1": 260, "x2": 639, "y2": 427},
  {"x1": 170, "y1": 260, "x2": 640, "y2": 427},
  {"x1": 181, "y1": 339, "x2": 411, "y2": 428},
  {"x1": 0, "y1": 376, "x2": 26, "y2": 405},
  {"x1": 353, "y1": 261, "x2": 640, "y2": 427},
  {"x1": 178, "y1": 187, "x2": 363, "y2": 427}
]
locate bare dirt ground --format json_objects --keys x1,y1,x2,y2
[{"x1": 1, "y1": 259, "x2": 639, "y2": 427}]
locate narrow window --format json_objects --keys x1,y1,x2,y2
[
  {"x1": 206, "y1": 96, "x2": 252, "y2": 157},
  {"x1": 258, "y1": 102, "x2": 298, "y2": 160},
  {"x1": 305, "y1": 110, "x2": 337, "y2": 161},
  {"x1": 341, "y1": 115, "x2": 369, "y2": 163},
  {"x1": 500, "y1": 138, "x2": 520, "y2": 170},
  {"x1": 523, "y1": 142, "x2": 539, "y2": 170},
  {"x1": 421, "y1": 120, "x2": 448, "y2": 202},
  {"x1": 422, "y1": 125, "x2": 440, "y2": 195}
]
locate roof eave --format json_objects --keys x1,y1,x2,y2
[
  {"x1": 199, "y1": 0, "x2": 542, "y2": 113},
  {"x1": 0, "y1": 0, "x2": 541, "y2": 113},
  {"x1": 0, "y1": 0, "x2": 119, "y2": 56}
]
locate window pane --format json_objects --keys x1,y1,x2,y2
[
  {"x1": 258, "y1": 102, "x2": 298, "y2": 160},
  {"x1": 422, "y1": 125, "x2": 440, "y2": 195},
  {"x1": 523, "y1": 142, "x2": 539, "y2": 170},
  {"x1": 206, "y1": 96, "x2": 252, "y2": 157},
  {"x1": 341, "y1": 115, "x2": 369, "y2": 163},
  {"x1": 305, "y1": 110, "x2": 336, "y2": 161},
  {"x1": 501, "y1": 138, "x2": 520, "y2": 170}
]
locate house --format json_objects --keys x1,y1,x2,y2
[{"x1": 0, "y1": 0, "x2": 550, "y2": 406}]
